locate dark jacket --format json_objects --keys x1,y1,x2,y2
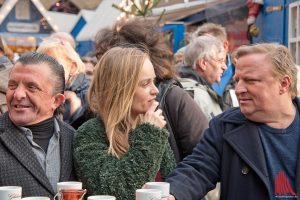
[
  {"x1": 63, "y1": 73, "x2": 90, "y2": 128},
  {"x1": 0, "y1": 112, "x2": 76, "y2": 198},
  {"x1": 157, "y1": 80, "x2": 208, "y2": 162},
  {"x1": 167, "y1": 98, "x2": 300, "y2": 200}
]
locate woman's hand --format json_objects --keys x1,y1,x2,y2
[
  {"x1": 64, "y1": 90, "x2": 82, "y2": 115},
  {"x1": 142, "y1": 101, "x2": 166, "y2": 128},
  {"x1": 168, "y1": 195, "x2": 176, "y2": 200}
]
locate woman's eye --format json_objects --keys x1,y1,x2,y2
[{"x1": 142, "y1": 82, "x2": 149, "y2": 87}]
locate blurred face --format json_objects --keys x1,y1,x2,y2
[
  {"x1": 84, "y1": 61, "x2": 95, "y2": 77},
  {"x1": 6, "y1": 62, "x2": 63, "y2": 126},
  {"x1": 234, "y1": 53, "x2": 282, "y2": 122},
  {"x1": 201, "y1": 50, "x2": 227, "y2": 84},
  {"x1": 131, "y1": 58, "x2": 159, "y2": 117}
]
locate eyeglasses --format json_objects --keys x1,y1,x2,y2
[{"x1": 210, "y1": 57, "x2": 226, "y2": 64}]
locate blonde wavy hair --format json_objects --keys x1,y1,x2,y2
[
  {"x1": 88, "y1": 46, "x2": 148, "y2": 159},
  {"x1": 37, "y1": 38, "x2": 85, "y2": 83}
]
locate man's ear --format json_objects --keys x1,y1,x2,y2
[
  {"x1": 53, "y1": 93, "x2": 65, "y2": 110},
  {"x1": 198, "y1": 58, "x2": 207, "y2": 71},
  {"x1": 223, "y1": 40, "x2": 229, "y2": 52},
  {"x1": 279, "y1": 75, "x2": 291, "y2": 95}
]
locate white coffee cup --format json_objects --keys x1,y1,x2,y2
[
  {"x1": 144, "y1": 182, "x2": 170, "y2": 199},
  {"x1": 57, "y1": 181, "x2": 82, "y2": 191},
  {"x1": 0, "y1": 186, "x2": 22, "y2": 200},
  {"x1": 136, "y1": 189, "x2": 162, "y2": 200},
  {"x1": 87, "y1": 195, "x2": 116, "y2": 200},
  {"x1": 22, "y1": 197, "x2": 50, "y2": 200}
]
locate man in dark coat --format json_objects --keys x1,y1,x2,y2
[
  {"x1": 167, "y1": 43, "x2": 300, "y2": 200},
  {"x1": 0, "y1": 52, "x2": 75, "y2": 198}
]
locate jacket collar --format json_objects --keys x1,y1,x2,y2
[
  {"x1": 0, "y1": 113, "x2": 75, "y2": 194},
  {"x1": 0, "y1": 112, "x2": 55, "y2": 194},
  {"x1": 222, "y1": 98, "x2": 300, "y2": 123},
  {"x1": 179, "y1": 66, "x2": 224, "y2": 108},
  {"x1": 65, "y1": 73, "x2": 90, "y2": 92},
  {"x1": 179, "y1": 66, "x2": 211, "y2": 87}
]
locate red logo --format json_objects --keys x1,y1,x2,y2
[{"x1": 274, "y1": 170, "x2": 297, "y2": 197}]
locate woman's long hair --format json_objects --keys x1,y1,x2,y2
[{"x1": 88, "y1": 46, "x2": 148, "y2": 159}]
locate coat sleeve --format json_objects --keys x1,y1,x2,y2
[
  {"x1": 160, "y1": 141, "x2": 176, "y2": 179},
  {"x1": 166, "y1": 117, "x2": 223, "y2": 200},
  {"x1": 165, "y1": 86, "x2": 209, "y2": 159},
  {"x1": 73, "y1": 119, "x2": 171, "y2": 200}
]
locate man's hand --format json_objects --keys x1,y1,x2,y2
[{"x1": 168, "y1": 195, "x2": 176, "y2": 200}]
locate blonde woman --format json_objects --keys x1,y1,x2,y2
[
  {"x1": 37, "y1": 39, "x2": 91, "y2": 128},
  {"x1": 73, "y1": 47, "x2": 175, "y2": 200}
]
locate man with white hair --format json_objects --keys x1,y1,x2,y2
[{"x1": 178, "y1": 35, "x2": 227, "y2": 120}]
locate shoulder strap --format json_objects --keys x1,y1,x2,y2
[
  {"x1": 179, "y1": 78, "x2": 207, "y2": 91},
  {"x1": 156, "y1": 79, "x2": 182, "y2": 163},
  {"x1": 156, "y1": 79, "x2": 181, "y2": 109}
]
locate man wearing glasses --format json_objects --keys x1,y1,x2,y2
[{"x1": 178, "y1": 35, "x2": 227, "y2": 121}]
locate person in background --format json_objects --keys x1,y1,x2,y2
[
  {"x1": 191, "y1": 22, "x2": 238, "y2": 109},
  {"x1": 179, "y1": 35, "x2": 227, "y2": 121},
  {"x1": 167, "y1": 43, "x2": 299, "y2": 200},
  {"x1": 74, "y1": 46, "x2": 175, "y2": 200},
  {"x1": 0, "y1": 36, "x2": 13, "y2": 71},
  {"x1": 0, "y1": 37, "x2": 13, "y2": 116},
  {"x1": 50, "y1": 32, "x2": 76, "y2": 49},
  {"x1": 0, "y1": 52, "x2": 75, "y2": 198},
  {"x1": 37, "y1": 39, "x2": 90, "y2": 129},
  {"x1": 81, "y1": 56, "x2": 97, "y2": 78},
  {"x1": 94, "y1": 18, "x2": 208, "y2": 163},
  {"x1": 0, "y1": 68, "x2": 11, "y2": 115}
]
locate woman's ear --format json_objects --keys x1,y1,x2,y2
[{"x1": 70, "y1": 61, "x2": 78, "y2": 76}]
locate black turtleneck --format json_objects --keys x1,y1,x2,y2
[{"x1": 25, "y1": 117, "x2": 55, "y2": 153}]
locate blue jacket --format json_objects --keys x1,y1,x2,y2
[
  {"x1": 63, "y1": 73, "x2": 90, "y2": 127},
  {"x1": 167, "y1": 98, "x2": 300, "y2": 200},
  {"x1": 212, "y1": 54, "x2": 234, "y2": 96}
]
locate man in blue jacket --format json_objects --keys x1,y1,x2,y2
[{"x1": 167, "y1": 43, "x2": 300, "y2": 200}]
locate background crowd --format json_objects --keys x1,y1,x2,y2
[{"x1": 0, "y1": 16, "x2": 299, "y2": 200}]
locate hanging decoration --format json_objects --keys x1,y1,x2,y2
[{"x1": 112, "y1": 0, "x2": 163, "y2": 21}]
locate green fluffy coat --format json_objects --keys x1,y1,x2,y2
[{"x1": 74, "y1": 117, "x2": 176, "y2": 200}]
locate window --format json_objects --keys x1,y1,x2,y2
[{"x1": 289, "y1": 1, "x2": 300, "y2": 65}]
